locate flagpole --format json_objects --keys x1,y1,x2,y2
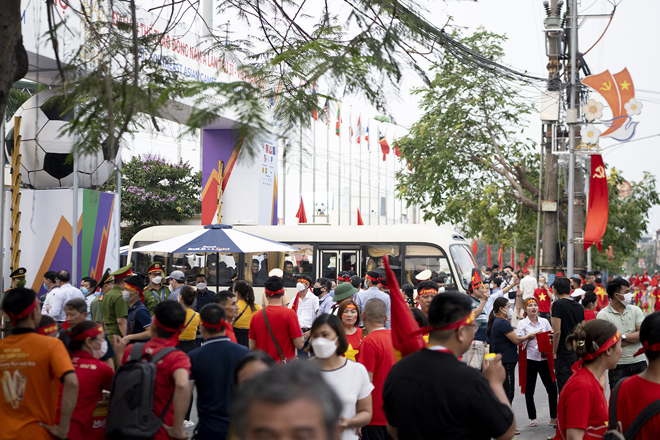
[
  {"x1": 337, "y1": 102, "x2": 342, "y2": 226},
  {"x1": 299, "y1": 123, "x2": 303, "y2": 207},
  {"x1": 282, "y1": 138, "x2": 286, "y2": 224},
  {"x1": 312, "y1": 116, "x2": 317, "y2": 223},
  {"x1": 377, "y1": 123, "x2": 380, "y2": 226},
  {"x1": 348, "y1": 106, "x2": 353, "y2": 225},
  {"x1": 326, "y1": 112, "x2": 330, "y2": 224},
  {"x1": 358, "y1": 114, "x2": 362, "y2": 223},
  {"x1": 368, "y1": 122, "x2": 372, "y2": 225}
]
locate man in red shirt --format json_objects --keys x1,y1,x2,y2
[
  {"x1": 359, "y1": 298, "x2": 396, "y2": 440},
  {"x1": 533, "y1": 276, "x2": 552, "y2": 321},
  {"x1": 249, "y1": 276, "x2": 304, "y2": 362},
  {"x1": 614, "y1": 311, "x2": 660, "y2": 439},
  {"x1": 121, "y1": 300, "x2": 192, "y2": 440}
]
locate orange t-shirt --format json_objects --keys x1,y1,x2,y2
[{"x1": 0, "y1": 329, "x2": 75, "y2": 440}]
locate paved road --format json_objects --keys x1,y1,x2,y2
[{"x1": 511, "y1": 362, "x2": 556, "y2": 440}]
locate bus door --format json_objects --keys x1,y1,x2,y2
[{"x1": 318, "y1": 247, "x2": 361, "y2": 281}]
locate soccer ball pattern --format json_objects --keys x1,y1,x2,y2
[{"x1": 4, "y1": 89, "x2": 116, "y2": 189}]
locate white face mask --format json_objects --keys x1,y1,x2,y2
[
  {"x1": 152, "y1": 276, "x2": 163, "y2": 285},
  {"x1": 197, "y1": 283, "x2": 207, "y2": 291},
  {"x1": 619, "y1": 292, "x2": 634, "y2": 305},
  {"x1": 92, "y1": 340, "x2": 108, "y2": 359},
  {"x1": 296, "y1": 282, "x2": 307, "y2": 292},
  {"x1": 504, "y1": 308, "x2": 513, "y2": 320},
  {"x1": 122, "y1": 290, "x2": 133, "y2": 302},
  {"x1": 437, "y1": 287, "x2": 445, "y2": 294},
  {"x1": 311, "y1": 337, "x2": 338, "y2": 359}
]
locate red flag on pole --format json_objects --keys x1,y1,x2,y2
[
  {"x1": 520, "y1": 253, "x2": 524, "y2": 267},
  {"x1": 471, "y1": 239, "x2": 478, "y2": 256},
  {"x1": 498, "y1": 247, "x2": 503, "y2": 268},
  {"x1": 357, "y1": 208, "x2": 364, "y2": 225},
  {"x1": 487, "y1": 245, "x2": 492, "y2": 267},
  {"x1": 511, "y1": 248, "x2": 514, "y2": 268},
  {"x1": 584, "y1": 154, "x2": 609, "y2": 251},
  {"x1": 383, "y1": 255, "x2": 426, "y2": 358},
  {"x1": 295, "y1": 197, "x2": 308, "y2": 224}
]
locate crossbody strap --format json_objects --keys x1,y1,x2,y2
[
  {"x1": 233, "y1": 304, "x2": 249, "y2": 325},
  {"x1": 262, "y1": 308, "x2": 287, "y2": 363},
  {"x1": 183, "y1": 312, "x2": 198, "y2": 330},
  {"x1": 624, "y1": 399, "x2": 660, "y2": 438}
]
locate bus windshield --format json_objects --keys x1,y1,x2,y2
[{"x1": 449, "y1": 244, "x2": 477, "y2": 291}]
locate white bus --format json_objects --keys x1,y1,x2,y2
[{"x1": 127, "y1": 224, "x2": 477, "y2": 300}]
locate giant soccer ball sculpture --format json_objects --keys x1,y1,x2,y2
[{"x1": 4, "y1": 89, "x2": 116, "y2": 188}]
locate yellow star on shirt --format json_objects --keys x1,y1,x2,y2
[
  {"x1": 344, "y1": 344, "x2": 359, "y2": 362},
  {"x1": 620, "y1": 80, "x2": 631, "y2": 91},
  {"x1": 539, "y1": 292, "x2": 547, "y2": 302}
]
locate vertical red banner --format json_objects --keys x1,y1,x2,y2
[
  {"x1": 584, "y1": 154, "x2": 609, "y2": 251},
  {"x1": 487, "y1": 245, "x2": 492, "y2": 267}
]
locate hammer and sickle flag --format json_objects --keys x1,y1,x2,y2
[{"x1": 584, "y1": 154, "x2": 608, "y2": 251}]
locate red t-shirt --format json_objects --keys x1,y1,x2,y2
[
  {"x1": 554, "y1": 367, "x2": 608, "y2": 440},
  {"x1": 595, "y1": 286, "x2": 609, "y2": 311},
  {"x1": 358, "y1": 329, "x2": 396, "y2": 426},
  {"x1": 534, "y1": 288, "x2": 552, "y2": 313},
  {"x1": 122, "y1": 338, "x2": 191, "y2": 440},
  {"x1": 249, "y1": 306, "x2": 303, "y2": 362},
  {"x1": 615, "y1": 374, "x2": 660, "y2": 440},
  {"x1": 584, "y1": 310, "x2": 596, "y2": 321},
  {"x1": 344, "y1": 329, "x2": 363, "y2": 362},
  {"x1": 67, "y1": 351, "x2": 114, "y2": 440}
]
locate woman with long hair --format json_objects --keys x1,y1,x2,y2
[
  {"x1": 337, "y1": 298, "x2": 362, "y2": 361},
  {"x1": 177, "y1": 285, "x2": 200, "y2": 353},
  {"x1": 487, "y1": 296, "x2": 536, "y2": 430},
  {"x1": 232, "y1": 280, "x2": 261, "y2": 347},
  {"x1": 516, "y1": 298, "x2": 556, "y2": 428},
  {"x1": 554, "y1": 319, "x2": 622, "y2": 440},
  {"x1": 309, "y1": 314, "x2": 373, "y2": 440}
]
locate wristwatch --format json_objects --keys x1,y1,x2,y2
[{"x1": 621, "y1": 334, "x2": 627, "y2": 341}]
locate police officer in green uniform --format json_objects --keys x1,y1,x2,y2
[
  {"x1": 143, "y1": 261, "x2": 170, "y2": 315},
  {"x1": 90, "y1": 268, "x2": 114, "y2": 323},
  {"x1": 1, "y1": 268, "x2": 27, "y2": 337},
  {"x1": 102, "y1": 263, "x2": 132, "y2": 338}
]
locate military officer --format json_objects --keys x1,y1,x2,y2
[
  {"x1": 102, "y1": 263, "x2": 133, "y2": 338},
  {"x1": 90, "y1": 268, "x2": 114, "y2": 323},
  {"x1": 143, "y1": 261, "x2": 170, "y2": 315},
  {"x1": 1, "y1": 268, "x2": 28, "y2": 336}
]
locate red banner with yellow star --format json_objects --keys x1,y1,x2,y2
[{"x1": 584, "y1": 154, "x2": 608, "y2": 251}]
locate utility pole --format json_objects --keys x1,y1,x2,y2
[{"x1": 541, "y1": 0, "x2": 563, "y2": 275}]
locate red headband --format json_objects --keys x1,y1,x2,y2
[
  {"x1": 200, "y1": 318, "x2": 232, "y2": 333},
  {"x1": 265, "y1": 288, "x2": 284, "y2": 297},
  {"x1": 378, "y1": 279, "x2": 387, "y2": 288},
  {"x1": 634, "y1": 341, "x2": 660, "y2": 358},
  {"x1": 71, "y1": 325, "x2": 104, "y2": 341},
  {"x1": 297, "y1": 278, "x2": 310, "y2": 286},
  {"x1": 343, "y1": 303, "x2": 357, "y2": 311},
  {"x1": 338, "y1": 275, "x2": 350, "y2": 282},
  {"x1": 153, "y1": 315, "x2": 185, "y2": 347},
  {"x1": 418, "y1": 288, "x2": 437, "y2": 297},
  {"x1": 365, "y1": 274, "x2": 378, "y2": 282},
  {"x1": 7, "y1": 300, "x2": 38, "y2": 325},
  {"x1": 415, "y1": 311, "x2": 476, "y2": 335},
  {"x1": 571, "y1": 331, "x2": 621, "y2": 373},
  {"x1": 125, "y1": 283, "x2": 142, "y2": 293},
  {"x1": 37, "y1": 323, "x2": 59, "y2": 336}
]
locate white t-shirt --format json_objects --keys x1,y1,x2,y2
[
  {"x1": 288, "y1": 291, "x2": 319, "y2": 328},
  {"x1": 516, "y1": 316, "x2": 552, "y2": 361},
  {"x1": 320, "y1": 359, "x2": 374, "y2": 440},
  {"x1": 520, "y1": 275, "x2": 538, "y2": 300}
]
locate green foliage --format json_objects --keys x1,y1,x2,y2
[
  {"x1": 395, "y1": 29, "x2": 539, "y2": 256},
  {"x1": 101, "y1": 154, "x2": 202, "y2": 244},
  {"x1": 592, "y1": 170, "x2": 660, "y2": 274}
]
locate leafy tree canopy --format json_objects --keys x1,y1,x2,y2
[{"x1": 101, "y1": 154, "x2": 202, "y2": 244}]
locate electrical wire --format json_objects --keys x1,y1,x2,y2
[{"x1": 582, "y1": 7, "x2": 616, "y2": 56}]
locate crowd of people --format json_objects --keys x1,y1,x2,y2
[{"x1": 0, "y1": 261, "x2": 659, "y2": 440}]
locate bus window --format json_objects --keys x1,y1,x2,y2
[
  {"x1": 320, "y1": 252, "x2": 338, "y2": 280},
  {"x1": 363, "y1": 245, "x2": 401, "y2": 284},
  {"x1": 205, "y1": 254, "x2": 238, "y2": 287},
  {"x1": 449, "y1": 244, "x2": 477, "y2": 291},
  {"x1": 404, "y1": 245, "x2": 454, "y2": 287},
  {"x1": 244, "y1": 246, "x2": 314, "y2": 287}
]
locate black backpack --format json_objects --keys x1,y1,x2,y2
[
  {"x1": 602, "y1": 376, "x2": 660, "y2": 440},
  {"x1": 105, "y1": 343, "x2": 177, "y2": 440}
]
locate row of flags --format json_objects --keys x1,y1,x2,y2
[
  {"x1": 311, "y1": 96, "x2": 397, "y2": 162},
  {"x1": 295, "y1": 196, "x2": 365, "y2": 225},
  {"x1": 472, "y1": 240, "x2": 536, "y2": 271}
]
